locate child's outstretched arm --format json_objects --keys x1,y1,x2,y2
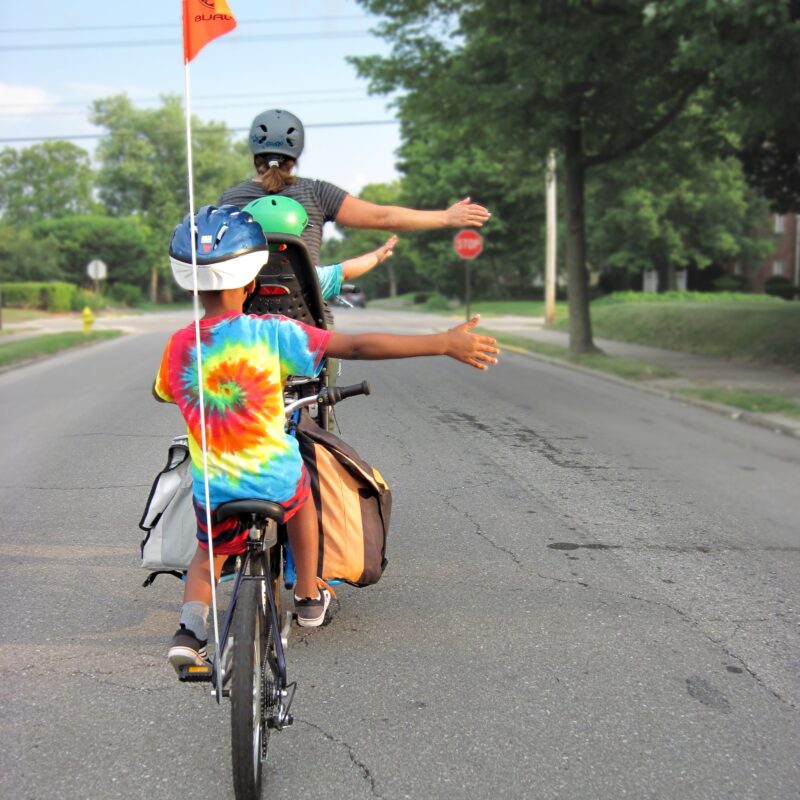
[
  {"x1": 340, "y1": 235, "x2": 398, "y2": 281},
  {"x1": 326, "y1": 314, "x2": 499, "y2": 370}
]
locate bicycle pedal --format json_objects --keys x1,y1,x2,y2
[{"x1": 178, "y1": 663, "x2": 213, "y2": 682}]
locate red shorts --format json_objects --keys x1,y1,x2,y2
[{"x1": 194, "y1": 466, "x2": 310, "y2": 556}]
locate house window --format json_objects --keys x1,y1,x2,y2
[
  {"x1": 775, "y1": 214, "x2": 785, "y2": 233},
  {"x1": 773, "y1": 260, "x2": 784, "y2": 276}
]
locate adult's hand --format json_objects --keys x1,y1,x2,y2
[{"x1": 445, "y1": 197, "x2": 491, "y2": 228}]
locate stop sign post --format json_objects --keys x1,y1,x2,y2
[
  {"x1": 454, "y1": 230, "x2": 484, "y2": 320},
  {"x1": 86, "y1": 259, "x2": 108, "y2": 295}
]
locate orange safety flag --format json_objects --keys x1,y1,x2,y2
[{"x1": 182, "y1": 0, "x2": 237, "y2": 63}]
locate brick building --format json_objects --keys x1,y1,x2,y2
[{"x1": 750, "y1": 213, "x2": 799, "y2": 292}]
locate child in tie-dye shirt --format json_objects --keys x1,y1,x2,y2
[{"x1": 157, "y1": 205, "x2": 498, "y2": 673}]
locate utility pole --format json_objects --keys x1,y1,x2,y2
[{"x1": 545, "y1": 150, "x2": 557, "y2": 324}]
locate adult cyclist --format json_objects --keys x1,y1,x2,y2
[{"x1": 218, "y1": 108, "x2": 490, "y2": 265}]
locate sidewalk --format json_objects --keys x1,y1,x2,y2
[
  {"x1": 481, "y1": 314, "x2": 800, "y2": 438},
  {"x1": 0, "y1": 311, "x2": 142, "y2": 340}
]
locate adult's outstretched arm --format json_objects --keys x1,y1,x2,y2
[{"x1": 335, "y1": 195, "x2": 490, "y2": 232}]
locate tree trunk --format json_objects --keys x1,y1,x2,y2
[
  {"x1": 563, "y1": 123, "x2": 598, "y2": 354},
  {"x1": 149, "y1": 265, "x2": 158, "y2": 304},
  {"x1": 658, "y1": 262, "x2": 677, "y2": 291},
  {"x1": 387, "y1": 262, "x2": 398, "y2": 298}
]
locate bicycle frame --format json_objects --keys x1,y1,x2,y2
[{"x1": 212, "y1": 521, "x2": 291, "y2": 720}]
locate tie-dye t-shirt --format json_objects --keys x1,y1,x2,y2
[{"x1": 154, "y1": 310, "x2": 330, "y2": 509}]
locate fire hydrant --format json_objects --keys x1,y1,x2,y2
[{"x1": 82, "y1": 306, "x2": 95, "y2": 334}]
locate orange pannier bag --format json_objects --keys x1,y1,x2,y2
[{"x1": 295, "y1": 413, "x2": 391, "y2": 587}]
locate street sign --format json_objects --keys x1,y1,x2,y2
[
  {"x1": 86, "y1": 260, "x2": 107, "y2": 281},
  {"x1": 453, "y1": 229, "x2": 483, "y2": 260}
]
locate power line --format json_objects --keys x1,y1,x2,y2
[
  {"x1": 0, "y1": 88, "x2": 367, "y2": 111},
  {"x1": 0, "y1": 119, "x2": 399, "y2": 145},
  {"x1": 8, "y1": 96, "x2": 379, "y2": 117},
  {"x1": 1, "y1": 30, "x2": 373, "y2": 51},
  {"x1": 0, "y1": 15, "x2": 370, "y2": 34}
]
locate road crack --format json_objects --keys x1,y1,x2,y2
[
  {"x1": 296, "y1": 718, "x2": 384, "y2": 798},
  {"x1": 537, "y1": 576, "x2": 796, "y2": 711},
  {"x1": 439, "y1": 490, "x2": 523, "y2": 568}
]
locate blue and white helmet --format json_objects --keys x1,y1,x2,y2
[{"x1": 168, "y1": 205, "x2": 268, "y2": 291}]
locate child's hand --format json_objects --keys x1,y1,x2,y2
[
  {"x1": 444, "y1": 315, "x2": 499, "y2": 370},
  {"x1": 373, "y1": 235, "x2": 398, "y2": 265}
]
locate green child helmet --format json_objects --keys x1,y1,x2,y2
[{"x1": 243, "y1": 196, "x2": 309, "y2": 237}]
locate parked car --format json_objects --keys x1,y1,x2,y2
[{"x1": 334, "y1": 283, "x2": 367, "y2": 308}]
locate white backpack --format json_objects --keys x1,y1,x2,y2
[{"x1": 139, "y1": 436, "x2": 197, "y2": 584}]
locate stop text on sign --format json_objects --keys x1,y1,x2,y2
[{"x1": 453, "y1": 230, "x2": 484, "y2": 260}]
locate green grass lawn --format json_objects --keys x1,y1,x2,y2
[
  {"x1": 678, "y1": 387, "x2": 800, "y2": 417},
  {"x1": 557, "y1": 299, "x2": 800, "y2": 371},
  {"x1": 484, "y1": 330, "x2": 676, "y2": 381},
  {"x1": 460, "y1": 299, "x2": 568, "y2": 318},
  {"x1": 370, "y1": 294, "x2": 569, "y2": 319},
  {"x1": 0, "y1": 330, "x2": 123, "y2": 369}
]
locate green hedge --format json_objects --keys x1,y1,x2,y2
[
  {"x1": 1, "y1": 281, "x2": 77, "y2": 312},
  {"x1": 594, "y1": 290, "x2": 781, "y2": 305}
]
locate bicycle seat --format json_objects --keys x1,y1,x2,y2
[
  {"x1": 243, "y1": 232, "x2": 327, "y2": 329},
  {"x1": 215, "y1": 499, "x2": 285, "y2": 524}
]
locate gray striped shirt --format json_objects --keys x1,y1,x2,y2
[{"x1": 218, "y1": 177, "x2": 347, "y2": 264}]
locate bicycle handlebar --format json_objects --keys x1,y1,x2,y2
[
  {"x1": 284, "y1": 381, "x2": 371, "y2": 417},
  {"x1": 326, "y1": 380, "x2": 371, "y2": 405}
]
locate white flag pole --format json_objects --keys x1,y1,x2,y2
[{"x1": 182, "y1": 56, "x2": 222, "y2": 680}]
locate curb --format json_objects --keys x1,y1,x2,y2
[{"x1": 498, "y1": 341, "x2": 800, "y2": 440}]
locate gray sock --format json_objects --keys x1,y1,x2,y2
[{"x1": 180, "y1": 601, "x2": 209, "y2": 641}]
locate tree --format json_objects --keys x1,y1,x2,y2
[
  {"x1": 353, "y1": 1, "x2": 799, "y2": 351},
  {"x1": 587, "y1": 101, "x2": 772, "y2": 288},
  {"x1": 0, "y1": 224, "x2": 62, "y2": 282},
  {"x1": 322, "y1": 182, "x2": 416, "y2": 298},
  {"x1": 661, "y1": 0, "x2": 800, "y2": 214},
  {"x1": 393, "y1": 128, "x2": 546, "y2": 301},
  {"x1": 31, "y1": 215, "x2": 153, "y2": 290},
  {"x1": 91, "y1": 94, "x2": 249, "y2": 297},
  {"x1": 0, "y1": 141, "x2": 95, "y2": 223}
]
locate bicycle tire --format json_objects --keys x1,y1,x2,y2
[{"x1": 230, "y1": 577, "x2": 268, "y2": 800}]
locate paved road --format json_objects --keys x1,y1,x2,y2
[{"x1": 1, "y1": 309, "x2": 798, "y2": 799}]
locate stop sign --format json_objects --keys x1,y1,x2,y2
[{"x1": 453, "y1": 229, "x2": 483, "y2": 259}]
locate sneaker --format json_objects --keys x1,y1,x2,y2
[
  {"x1": 294, "y1": 587, "x2": 331, "y2": 628},
  {"x1": 167, "y1": 625, "x2": 209, "y2": 674}
]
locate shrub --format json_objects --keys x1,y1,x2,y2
[
  {"x1": 423, "y1": 293, "x2": 452, "y2": 312},
  {"x1": 413, "y1": 291, "x2": 431, "y2": 304},
  {"x1": 712, "y1": 274, "x2": 746, "y2": 292},
  {"x1": 108, "y1": 282, "x2": 145, "y2": 307},
  {"x1": 1, "y1": 283, "x2": 41, "y2": 308},
  {"x1": 40, "y1": 282, "x2": 77, "y2": 312},
  {"x1": 72, "y1": 288, "x2": 104, "y2": 311},
  {"x1": 0, "y1": 281, "x2": 76, "y2": 311},
  {"x1": 593, "y1": 290, "x2": 779, "y2": 305},
  {"x1": 764, "y1": 275, "x2": 799, "y2": 300}
]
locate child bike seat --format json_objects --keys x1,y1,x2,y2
[{"x1": 243, "y1": 232, "x2": 327, "y2": 330}]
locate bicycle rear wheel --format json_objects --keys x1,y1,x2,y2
[{"x1": 230, "y1": 576, "x2": 272, "y2": 800}]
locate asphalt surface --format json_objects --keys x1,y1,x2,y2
[{"x1": 1, "y1": 308, "x2": 798, "y2": 800}]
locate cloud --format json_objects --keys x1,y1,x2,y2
[{"x1": 0, "y1": 83, "x2": 58, "y2": 120}]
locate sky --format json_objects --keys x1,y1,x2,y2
[{"x1": 0, "y1": 0, "x2": 401, "y2": 196}]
